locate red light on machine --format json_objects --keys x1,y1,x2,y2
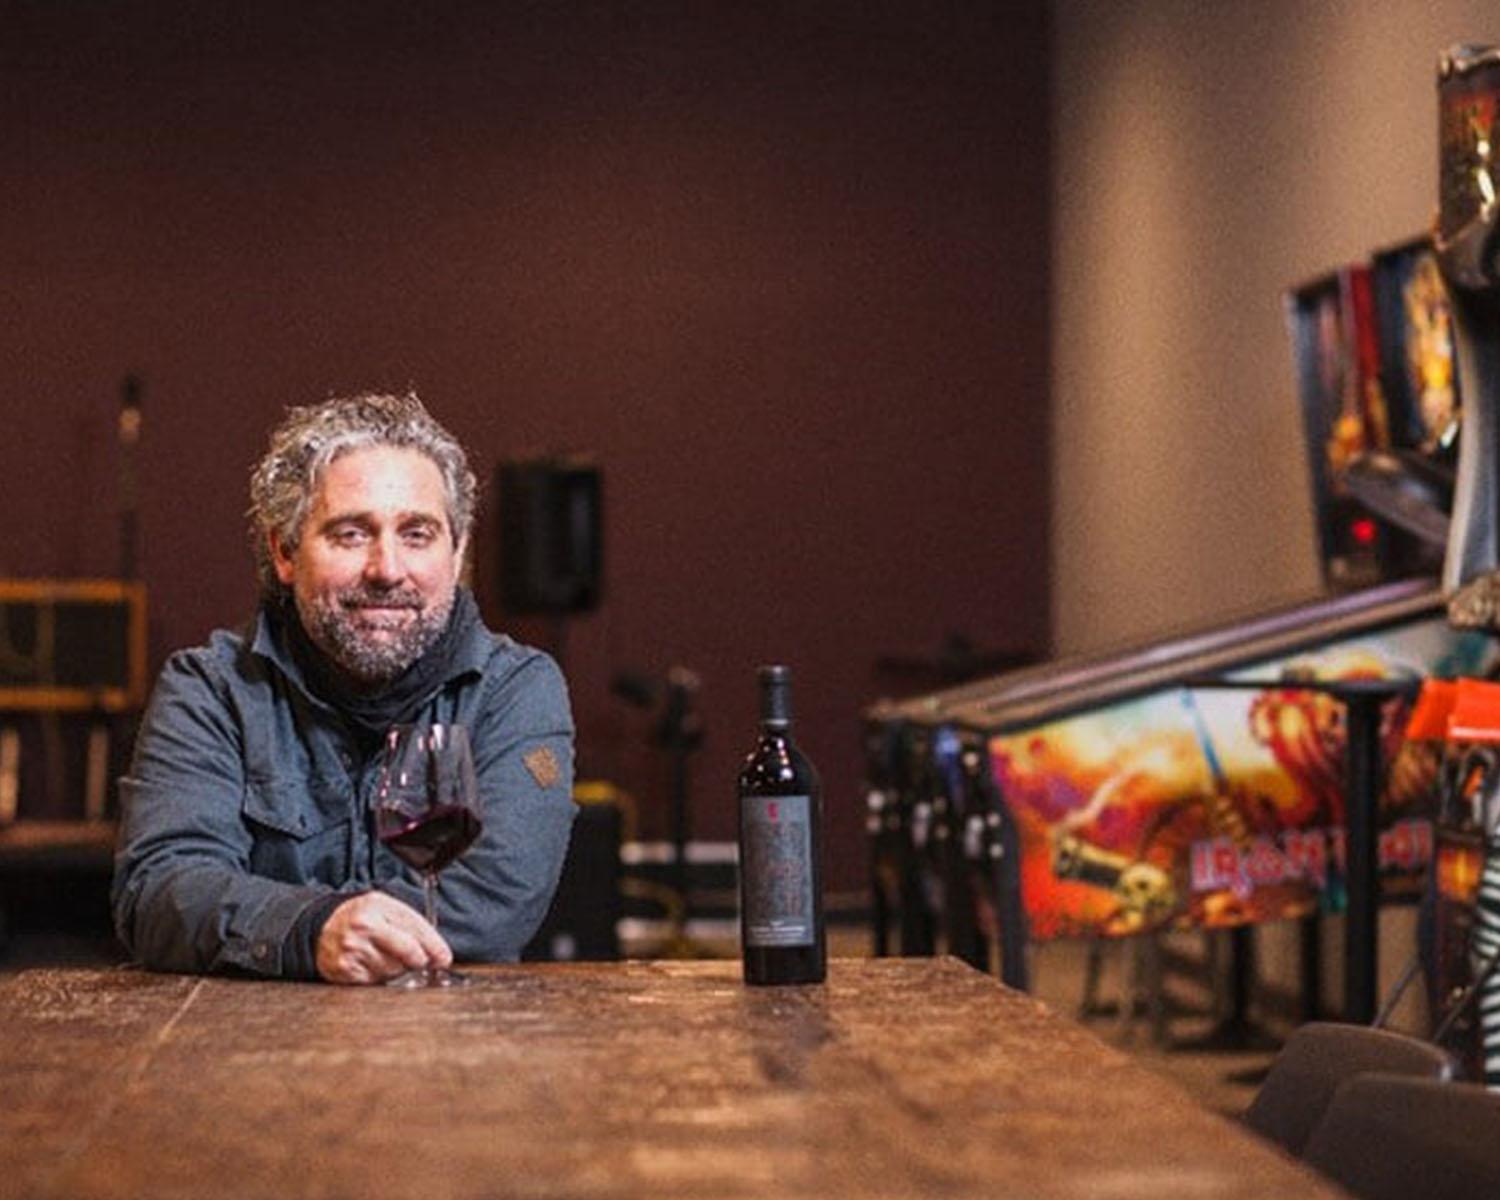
[{"x1": 1350, "y1": 517, "x2": 1378, "y2": 545}]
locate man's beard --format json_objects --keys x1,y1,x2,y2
[{"x1": 295, "y1": 583, "x2": 454, "y2": 688}]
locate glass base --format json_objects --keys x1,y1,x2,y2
[{"x1": 385, "y1": 965, "x2": 471, "y2": 989}]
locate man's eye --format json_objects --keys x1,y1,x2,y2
[
  {"x1": 402, "y1": 527, "x2": 438, "y2": 547},
  {"x1": 331, "y1": 528, "x2": 368, "y2": 547}
]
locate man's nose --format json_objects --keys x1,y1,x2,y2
[{"x1": 364, "y1": 533, "x2": 406, "y2": 584}]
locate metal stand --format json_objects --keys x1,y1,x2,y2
[
  {"x1": 611, "y1": 667, "x2": 704, "y2": 954},
  {"x1": 1184, "y1": 676, "x2": 1419, "y2": 1027}
]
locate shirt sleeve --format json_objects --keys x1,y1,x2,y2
[
  {"x1": 377, "y1": 648, "x2": 577, "y2": 962},
  {"x1": 111, "y1": 650, "x2": 343, "y2": 978}
]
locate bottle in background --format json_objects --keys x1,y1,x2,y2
[{"x1": 737, "y1": 664, "x2": 827, "y2": 985}]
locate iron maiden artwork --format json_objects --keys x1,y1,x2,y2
[{"x1": 988, "y1": 618, "x2": 1493, "y2": 939}]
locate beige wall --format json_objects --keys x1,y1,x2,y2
[{"x1": 1052, "y1": 1, "x2": 1498, "y2": 654}]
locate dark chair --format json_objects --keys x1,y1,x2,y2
[
  {"x1": 1301, "y1": 1073, "x2": 1500, "y2": 1200},
  {"x1": 1242, "y1": 1021, "x2": 1458, "y2": 1157}
]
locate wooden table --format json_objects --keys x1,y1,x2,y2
[{"x1": 0, "y1": 957, "x2": 1347, "y2": 1200}]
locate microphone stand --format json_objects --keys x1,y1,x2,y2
[
  {"x1": 660, "y1": 669, "x2": 702, "y2": 927},
  {"x1": 613, "y1": 666, "x2": 705, "y2": 956}
]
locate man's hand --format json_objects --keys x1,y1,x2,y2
[{"x1": 316, "y1": 892, "x2": 453, "y2": 984}]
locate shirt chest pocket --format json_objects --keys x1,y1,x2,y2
[{"x1": 242, "y1": 776, "x2": 353, "y2": 885}]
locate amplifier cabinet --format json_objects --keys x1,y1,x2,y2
[{"x1": 0, "y1": 579, "x2": 147, "y2": 712}]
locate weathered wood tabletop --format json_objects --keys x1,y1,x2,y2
[{"x1": 0, "y1": 956, "x2": 1347, "y2": 1200}]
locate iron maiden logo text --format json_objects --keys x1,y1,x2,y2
[{"x1": 1189, "y1": 819, "x2": 1431, "y2": 898}]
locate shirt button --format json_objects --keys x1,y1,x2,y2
[{"x1": 252, "y1": 942, "x2": 271, "y2": 961}]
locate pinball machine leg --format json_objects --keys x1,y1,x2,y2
[
  {"x1": 1301, "y1": 914, "x2": 1325, "y2": 1022},
  {"x1": 1079, "y1": 938, "x2": 1107, "y2": 1018},
  {"x1": 1342, "y1": 690, "x2": 1386, "y2": 1025},
  {"x1": 993, "y1": 804, "x2": 1029, "y2": 990},
  {"x1": 870, "y1": 851, "x2": 892, "y2": 957},
  {"x1": 1122, "y1": 934, "x2": 1168, "y2": 1045}
]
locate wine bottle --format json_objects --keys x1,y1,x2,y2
[{"x1": 737, "y1": 664, "x2": 826, "y2": 985}]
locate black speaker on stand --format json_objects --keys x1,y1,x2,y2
[
  {"x1": 499, "y1": 455, "x2": 617, "y2": 958},
  {"x1": 496, "y1": 455, "x2": 603, "y2": 674}
]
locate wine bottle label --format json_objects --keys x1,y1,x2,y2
[{"x1": 741, "y1": 793, "x2": 816, "y2": 947}]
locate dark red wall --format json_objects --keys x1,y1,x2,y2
[{"x1": 5, "y1": 3, "x2": 1050, "y2": 897}]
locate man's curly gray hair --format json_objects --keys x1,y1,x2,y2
[{"x1": 248, "y1": 392, "x2": 477, "y2": 596}]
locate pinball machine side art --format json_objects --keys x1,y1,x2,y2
[{"x1": 988, "y1": 617, "x2": 1495, "y2": 941}]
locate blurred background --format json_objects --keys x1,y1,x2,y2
[{"x1": 3, "y1": 0, "x2": 1495, "y2": 924}]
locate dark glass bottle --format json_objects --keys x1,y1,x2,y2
[{"x1": 737, "y1": 664, "x2": 826, "y2": 985}]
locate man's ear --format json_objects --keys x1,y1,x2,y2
[{"x1": 269, "y1": 531, "x2": 297, "y2": 586}]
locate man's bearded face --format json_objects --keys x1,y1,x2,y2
[{"x1": 273, "y1": 446, "x2": 464, "y2": 688}]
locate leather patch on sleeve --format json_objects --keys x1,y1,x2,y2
[{"x1": 523, "y1": 746, "x2": 562, "y2": 789}]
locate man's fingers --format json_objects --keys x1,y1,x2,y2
[
  {"x1": 317, "y1": 892, "x2": 453, "y2": 984},
  {"x1": 404, "y1": 912, "x2": 453, "y2": 968},
  {"x1": 373, "y1": 915, "x2": 442, "y2": 971},
  {"x1": 362, "y1": 894, "x2": 453, "y2": 968}
]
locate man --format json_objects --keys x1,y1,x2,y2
[{"x1": 112, "y1": 393, "x2": 576, "y2": 983}]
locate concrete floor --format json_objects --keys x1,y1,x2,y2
[{"x1": 1024, "y1": 932, "x2": 1287, "y2": 1119}]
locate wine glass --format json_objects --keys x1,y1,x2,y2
[{"x1": 373, "y1": 723, "x2": 483, "y2": 988}]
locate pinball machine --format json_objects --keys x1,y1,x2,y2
[
  {"x1": 864, "y1": 580, "x2": 1495, "y2": 1022},
  {"x1": 863, "y1": 46, "x2": 1500, "y2": 1042}
]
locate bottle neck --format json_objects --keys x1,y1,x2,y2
[{"x1": 758, "y1": 666, "x2": 793, "y2": 728}]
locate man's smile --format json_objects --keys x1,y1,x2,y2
[{"x1": 347, "y1": 604, "x2": 419, "y2": 630}]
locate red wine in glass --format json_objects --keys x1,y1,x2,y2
[
  {"x1": 381, "y1": 805, "x2": 481, "y2": 874},
  {"x1": 374, "y1": 723, "x2": 482, "y2": 988}
]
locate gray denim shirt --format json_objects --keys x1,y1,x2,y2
[{"x1": 111, "y1": 601, "x2": 576, "y2": 978}]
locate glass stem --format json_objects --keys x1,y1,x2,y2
[{"x1": 422, "y1": 871, "x2": 438, "y2": 931}]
